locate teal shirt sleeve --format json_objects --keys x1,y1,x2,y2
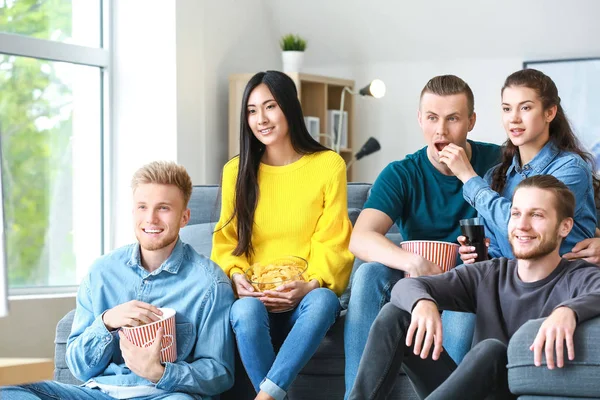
[{"x1": 363, "y1": 162, "x2": 406, "y2": 223}]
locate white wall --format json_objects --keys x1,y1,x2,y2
[
  {"x1": 268, "y1": 0, "x2": 600, "y2": 66},
  {"x1": 0, "y1": 296, "x2": 76, "y2": 358},
  {"x1": 193, "y1": 0, "x2": 280, "y2": 183},
  {"x1": 110, "y1": 0, "x2": 178, "y2": 247},
  {"x1": 112, "y1": 0, "x2": 280, "y2": 247}
]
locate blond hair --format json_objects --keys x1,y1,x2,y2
[
  {"x1": 131, "y1": 161, "x2": 192, "y2": 207},
  {"x1": 420, "y1": 75, "x2": 475, "y2": 116}
]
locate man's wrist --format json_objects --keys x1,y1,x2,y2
[
  {"x1": 149, "y1": 363, "x2": 166, "y2": 383},
  {"x1": 414, "y1": 298, "x2": 437, "y2": 311},
  {"x1": 459, "y1": 170, "x2": 478, "y2": 184},
  {"x1": 102, "y1": 310, "x2": 115, "y2": 331},
  {"x1": 404, "y1": 252, "x2": 422, "y2": 274},
  {"x1": 556, "y1": 305, "x2": 577, "y2": 320}
]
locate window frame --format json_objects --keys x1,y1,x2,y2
[{"x1": 1, "y1": 0, "x2": 112, "y2": 296}]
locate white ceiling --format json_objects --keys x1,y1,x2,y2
[{"x1": 265, "y1": 0, "x2": 600, "y2": 66}]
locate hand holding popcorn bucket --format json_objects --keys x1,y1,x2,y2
[
  {"x1": 401, "y1": 240, "x2": 459, "y2": 277},
  {"x1": 121, "y1": 307, "x2": 177, "y2": 363}
]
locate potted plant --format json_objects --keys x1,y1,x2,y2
[{"x1": 280, "y1": 33, "x2": 306, "y2": 73}]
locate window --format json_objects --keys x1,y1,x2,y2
[
  {"x1": 0, "y1": 0, "x2": 109, "y2": 292},
  {"x1": 0, "y1": 0, "x2": 101, "y2": 47}
]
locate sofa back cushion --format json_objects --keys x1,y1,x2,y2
[
  {"x1": 347, "y1": 182, "x2": 370, "y2": 210},
  {"x1": 179, "y1": 222, "x2": 216, "y2": 258},
  {"x1": 187, "y1": 185, "x2": 221, "y2": 226},
  {"x1": 181, "y1": 183, "x2": 397, "y2": 257}
]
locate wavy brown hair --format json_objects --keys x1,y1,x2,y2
[
  {"x1": 514, "y1": 175, "x2": 575, "y2": 222},
  {"x1": 491, "y1": 69, "x2": 600, "y2": 207}
]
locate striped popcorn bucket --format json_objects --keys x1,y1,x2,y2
[
  {"x1": 401, "y1": 240, "x2": 459, "y2": 277},
  {"x1": 121, "y1": 307, "x2": 177, "y2": 363}
]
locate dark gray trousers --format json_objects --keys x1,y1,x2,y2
[{"x1": 349, "y1": 303, "x2": 515, "y2": 400}]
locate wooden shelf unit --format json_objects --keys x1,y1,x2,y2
[{"x1": 228, "y1": 73, "x2": 356, "y2": 180}]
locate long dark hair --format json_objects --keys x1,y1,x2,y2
[
  {"x1": 491, "y1": 69, "x2": 600, "y2": 206},
  {"x1": 229, "y1": 70, "x2": 329, "y2": 257}
]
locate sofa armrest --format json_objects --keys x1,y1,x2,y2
[
  {"x1": 54, "y1": 309, "x2": 82, "y2": 385},
  {"x1": 507, "y1": 316, "x2": 600, "y2": 398}
]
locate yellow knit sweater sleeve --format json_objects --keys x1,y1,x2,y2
[
  {"x1": 210, "y1": 158, "x2": 249, "y2": 279},
  {"x1": 306, "y1": 155, "x2": 354, "y2": 296}
]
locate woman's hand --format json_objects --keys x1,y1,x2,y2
[
  {"x1": 261, "y1": 279, "x2": 320, "y2": 312},
  {"x1": 438, "y1": 143, "x2": 478, "y2": 183},
  {"x1": 563, "y1": 238, "x2": 600, "y2": 266},
  {"x1": 457, "y1": 235, "x2": 490, "y2": 264},
  {"x1": 232, "y1": 273, "x2": 263, "y2": 298}
]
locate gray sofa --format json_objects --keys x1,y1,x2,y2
[
  {"x1": 54, "y1": 183, "x2": 417, "y2": 399},
  {"x1": 54, "y1": 183, "x2": 600, "y2": 399}
]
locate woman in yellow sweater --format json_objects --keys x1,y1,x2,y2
[{"x1": 211, "y1": 70, "x2": 354, "y2": 400}]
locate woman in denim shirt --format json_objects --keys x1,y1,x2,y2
[{"x1": 439, "y1": 68, "x2": 600, "y2": 262}]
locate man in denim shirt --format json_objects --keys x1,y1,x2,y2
[{"x1": 2, "y1": 161, "x2": 235, "y2": 400}]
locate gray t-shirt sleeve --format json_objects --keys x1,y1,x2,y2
[
  {"x1": 556, "y1": 263, "x2": 600, "y2": 323},
  {"x1": 391, "y1": 260, "x2": 496, "y2": 314}
]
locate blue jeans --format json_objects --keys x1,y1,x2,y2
[
  {"x1": 230, "y1": 288, "x2": 341, "y2": 400},
  {"x1": 0, "y1": 381, "x2": 195, "y2": 399},
  {"x1": 343, "y1": 262, "x2": 476, "y2": 399},
  {"x1": 442, "y1": 310, "x2": 476, "y2": 364}
]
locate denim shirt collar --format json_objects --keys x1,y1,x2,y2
[
  {"x1": 126, "y1": 237, "x2": 185, "y2": 275},
  {"x1": 506, "y1": 141, "x2": 559, "y2": 175}
]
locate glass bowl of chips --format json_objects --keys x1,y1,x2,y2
[{"x1": 245, "y1": 256, "x2": 308, "y2": 292}]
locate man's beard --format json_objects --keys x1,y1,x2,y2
[
  {"x1": 510, "y1": 229, "x2": 561, "y2": 260},
  {"x1": 136, "y1": 231, "x2": 178, "y2": 252}
]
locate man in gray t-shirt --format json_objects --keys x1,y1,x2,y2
[{"x1": 349, "y1": 175, "x2": 600, "y2": 400}]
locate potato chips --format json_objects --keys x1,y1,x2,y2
[{"x1": 245, "y1": 256, "x2": 307, "y2": 292}]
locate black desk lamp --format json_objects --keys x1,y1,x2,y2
[{"x1": 346, "y1": 137, "x2": 381, "y2": 169}]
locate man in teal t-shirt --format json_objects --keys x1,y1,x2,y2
[
  {"x1": 343, "y1": 75, "x2": 501, "y2": 399},
  {"x1": 366, "y1": 140, "x2": 500, "y2": 244}
]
